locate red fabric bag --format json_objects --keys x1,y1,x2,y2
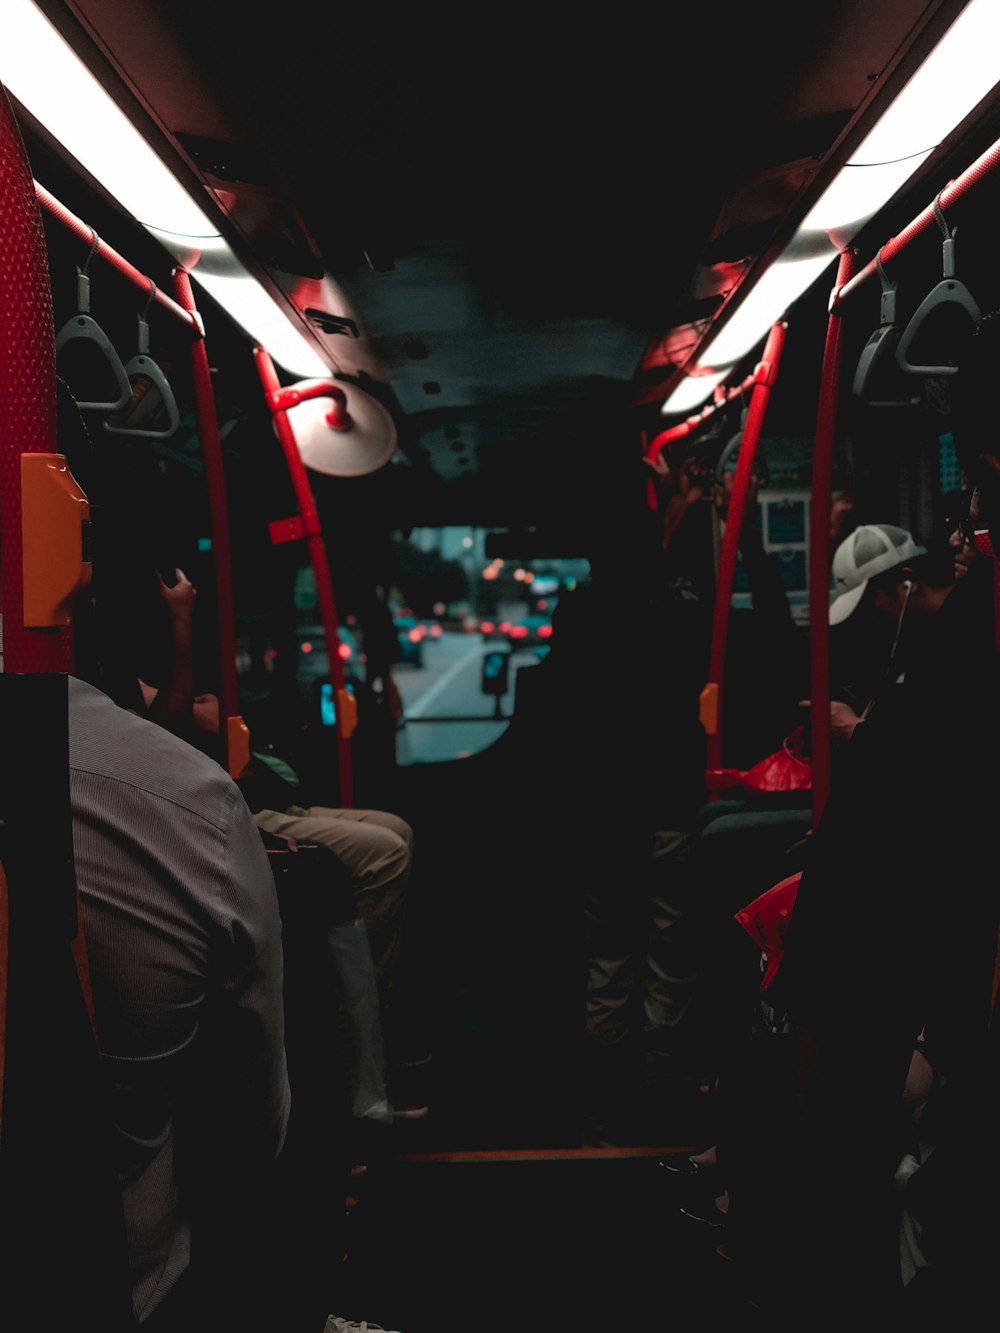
[
  {"x1": 734, "y1": 871, "x2": 802, "y2": 992},
  {"x1": 740, "y1": 724, "x2": 812, "y2": 793},
  {"x1": 706, "y1": 724, "x2": 812, "y2": 795}
]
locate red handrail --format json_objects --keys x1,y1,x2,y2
[
  {"x1": 644, "y1": 370, "x2": 758, "y2": 462},
  {"x1": 0, "y1": 89, "x2": 69, "y2": 673},
  {"x1": 254, "y1": 347, "x2": 354, "y2": 807},
  {"x1": 701, "y1": 322, "x2": 787, "y2": 779},
  {"x1": 30, "y1": 177, "x2": 248, "y2": 777},
  {"x1": 832, "y1": 137, "x2": 1000, "y2": 310},
  {"x1": 642, "y1": 373, "x2": 757, "y2": 514},
  {"x1": 34, "y1": 182, "x2": 198, "y2": 332},
  {"x1": 0, "y1": 87, "x2": 133, "y2": 1320},
  {"x1": 809, "y1": 248, "x2": 858, "y2": 826},
  {"x1": 172, "y1": 267, "x2": 248, "y2": 778}
]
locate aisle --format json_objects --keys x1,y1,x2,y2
[{"x1": 336, "y1": 1150, "x2": 765, "y2": 1333}]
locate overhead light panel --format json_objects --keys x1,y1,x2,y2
[
  {"x1": 662, "y1": 0, "x2": 1000, "y2": 417},
  {"x1": 1, "y1": 0, "x2": 329, "y2": 378},
  {"x1": 657, "y1": 370, "x2": 728, "y2": 416}
]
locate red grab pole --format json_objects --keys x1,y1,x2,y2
[
  {"x1": 171, "y1": 267, "x2": 250, "y2": 779},
  {"x1": 702, "y1": 320, "x2": 787, "y2": 779},
  {"x1": 809, "y1": 247, "x2": 858, "y2": 827},
  {"x1": 254, "y1": 347, "x2": 355, "y2": 807},
  {"x1": 0, "y1": 85, "x2": 79, "y2": 674}
]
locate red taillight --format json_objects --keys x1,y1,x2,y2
[
  {"x1": 538, "y1": 623, "x2": 553, "y2": 638},
  {"x1": 429, "y1": 624, "x2": 443, "y2": 638},
  {"x1": 480, "y1": 621, "x2": 495, "y2": 635},
  {"x1": 338, "y1": 642, "x2": 353, "y2": 660},
  {"x1": 509, "y1": 624, "x2": 528, "y2": 639},
  {"x1": 407, "y1": 628, "x2": 422, "y2": 643}
]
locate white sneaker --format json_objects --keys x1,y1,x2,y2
[
  {"x1": 325, "y1": 1317, "x2": 402, "y2": 1333},
  {"x1": 392, "y1": 1100, "x2": 430, "y2": 1121}
]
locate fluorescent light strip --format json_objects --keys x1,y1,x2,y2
[
  {"x1": 657, "y1": 370, "x2": 728, "y2": 416},
  {"x1": 800, "y1": 151, "x2": 935, "y2": 245},
  {"x1": 694, "y1": 252, "x2": 835, "y2": 373},
  {"x1": 2, "y1": 0, "x2": 328, "y2": 378},
  {"x1": 851, "y1": 1, "x2": 1000, "y2": 167},
  {"x1": 662, "y1": 0, "x2": 1000, "y2": 416}
]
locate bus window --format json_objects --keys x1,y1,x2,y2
[{"x1": 384, "y1": 526, "x2": 589, "y2": 763}]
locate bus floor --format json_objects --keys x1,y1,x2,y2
[
  {"x1": 321, "y1": 1004, "x2": 766, "y2": 1333},
  {"x1": 322, "y1": 767, "x2": 769, "y2": 1329}
]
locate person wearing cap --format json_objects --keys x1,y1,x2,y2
[
  {"x1": 687, "y1": 527, "x2": 948, "y2": 1083},
  {"x1": 827, "y1": 522, "x2": 929, "y2": 625},
  {"x1": 817, "y1": 524, "x2": 939, "y2": 744},
  {"x1": 731, "y1": 509, "x2": 1000, "y2": 1320}
]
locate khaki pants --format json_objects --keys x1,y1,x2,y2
[{"x1": 252, "y1": 804, "x2": 413, "y2": 998}]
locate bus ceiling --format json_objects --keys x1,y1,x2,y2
[{"x1": 5, "y1": 1, "x2": 1000, "y2": 532}]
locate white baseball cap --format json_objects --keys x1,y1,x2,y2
[{"x1": 828, "y1": 524, "x2": 926, "y2": 625}]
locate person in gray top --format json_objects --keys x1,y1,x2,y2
[{"x1": 68, "y1": 673, "x2": 291, "y2": 1325}]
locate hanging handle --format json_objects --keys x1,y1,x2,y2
[
  {"x1": 54, "y1": 234, "x2": 133, "y2": 412},
  {"x1": 104, "y1": 283, "x2": 181, "y2": 439},
  {"x1": 895, "y1": 198, "x2": 981, "y2": 377},
  {"x1": 853, "y1": 248, "x2": 922, "y2": 407}
]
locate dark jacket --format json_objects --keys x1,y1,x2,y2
[{"x1": 777, "y1": 568, "x2": 1000, "y2": 1043}]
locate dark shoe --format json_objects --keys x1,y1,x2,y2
[
  {"x1": 678, "y1": 1190, "x2": 729, "y2": 1231},
  {"x1": 658, "y1": 1151, "x2": 720, "y2": 1182}
]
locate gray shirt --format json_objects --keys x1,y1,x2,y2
[{"x1": 68, "y1": 676, "x2": 290, "y2": 1321}]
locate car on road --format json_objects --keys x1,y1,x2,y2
[
  {"x1": 503, "y1": 613, "x2": 554, "y2": 651},
  {"x1": 295, "y1": 623, "x2": 365, "y2": 697},
  {"x1": 393, "y1": 612, "x2": 427, "y2": 668}
]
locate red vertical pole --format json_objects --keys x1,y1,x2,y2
[
  {"x1": 809, "y1": 247, "x2": 858, "y2": 827},
  {"x1": 254, "y1": 347, "x2": 354, "y2": 807},
  {"x1": 702, "y1": 320, "x2": 787, "y2": 777},
  {"x1": 0, "y1": 85, "x2": 72, "y2": 674},
  {"x1": 171, "y1": 268, "x2": 249, "y2": 779},
  {"x1": 0, "y1": 85, "x2": 134, "y2": 1324}
]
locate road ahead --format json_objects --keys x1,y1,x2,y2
[{"x1": 392, "y1": 630, "x2": 540, "y2": 763}]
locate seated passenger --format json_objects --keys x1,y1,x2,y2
[
  {"x1": 130, "y1": 567, "x2": 431, "y2": 1112},
  {"x1": 41, "y1": 376, "x2": 401, "y2": 1331},
  {"x1": 65, "y1": 673, "x2": 291, "y2": 1329},
  {"x1": 51, "y1": 672, "x2": 399, "y2": 1332},
  {"x1": 651, "y1": 525, "x2": 951, "y2": 1191},
  {"x1": 723, "y1": 505, "x2": 999, "y2": 1319}
]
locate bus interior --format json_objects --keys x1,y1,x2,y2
[{"x1": 3, "y1": 2, "x2": 1000, "y2": 1328}]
